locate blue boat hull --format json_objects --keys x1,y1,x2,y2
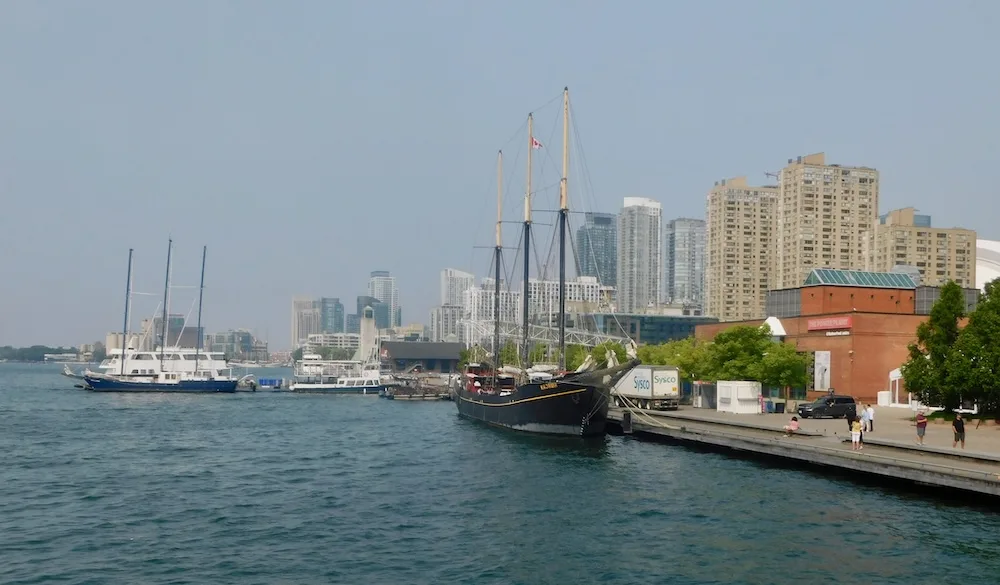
[{"x1": 83, "y1": 376, "x2": 238, "y2": 393}]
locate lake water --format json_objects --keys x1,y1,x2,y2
[{"x1": 2, "y1": 362, "x2": 998, "y2": 584}]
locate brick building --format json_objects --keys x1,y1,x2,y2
[{"x1": 694, "y1": 269, "x2": 978, "y2": 403}]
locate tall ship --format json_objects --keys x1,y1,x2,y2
[
  {"x1": 453, "y1": 88, "x2": 639, "y2": 437},
  {"x1": 82, "y1": 242, "x2": 238, "y2": 393}
]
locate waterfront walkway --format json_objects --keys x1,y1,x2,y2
[{"x1": 611, "y1": 405, "x2": 1000, "y2": 497}]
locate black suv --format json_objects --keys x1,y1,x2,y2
[{"x1": 797, "y1": 395, "x2": 857, "y2": 419}]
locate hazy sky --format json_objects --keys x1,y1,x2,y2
[{"x1": 2, "y1": 0, "x2": 998, "y2": 348}]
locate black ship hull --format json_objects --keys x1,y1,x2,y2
[{"x1": 455, "y1": 379, "x2": 609, "y2": 436}]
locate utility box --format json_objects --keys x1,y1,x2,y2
[{"x1": 716, "y1": 380, "x2": 763, "y2": 414}]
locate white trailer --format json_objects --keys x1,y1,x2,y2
[{"x1": 611, "y1": 365, "x2": 681, "y2": 410}]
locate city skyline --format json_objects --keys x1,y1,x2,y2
[{"x1": 3, "y1": 2, "x2": 998, "y2": 346}]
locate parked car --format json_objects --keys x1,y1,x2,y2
[{"x1": 797, "y1": 395, "x2": 857, "y2": 419}]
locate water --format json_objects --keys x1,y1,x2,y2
[{"x1": 2, "y1": 362, "x2": 999, "y2": 584}]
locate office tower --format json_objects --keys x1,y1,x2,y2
[
  {"x1": 440, "y1": 268, "x2": 475, "y2": 306},
  {"x1": 368, "y1": 270, "x2": 401, "y2": 327},
  {"x1": 291, "y1": 297, "x2": 321, "y2": 349},
  {"x1": 664, "y1": 218, "x2": 706, "y2": 308},
  {"x1": 775, "y1": 153, "x2": 879, "y2": 289},
  {"x1": 576, "y1": 212, "x2": 618, "y2": 286},
  {"x1": 356, "y1": 295, "x2": 390, "y2": 330},
  {"x1": 345, "y1": 313, "x2": 361, "y2": 335},
  {"x1": 617, "y1": 198, "x2": 662, "y2": 312},
  {"x1": 872, "y1": 207, "x2": 976, "y2": 288},
  {"x1": 319, "y1": 297, "x2": 345, "y2": 334},
  {"x1": 705, "y1": 177, "x2": 778, "y2": 321}
]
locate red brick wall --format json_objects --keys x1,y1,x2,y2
[{"x1": 800, "y1": 286, "x2": 915, "y2": 316}]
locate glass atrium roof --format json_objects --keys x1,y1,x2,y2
[{"x1": 803, "y1": 268, "x2": 917, "y2": 289}]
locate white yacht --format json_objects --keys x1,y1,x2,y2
[{"x1": 288, "y1": 353, "x2": 394, "y2": 394}]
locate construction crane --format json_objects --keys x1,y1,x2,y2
[{"x1": 765, "y1": 171, "x2": 779, "y2": 181}]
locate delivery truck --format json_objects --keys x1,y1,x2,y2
[{"x1": 611, "y1": 365, "x2": 681, "y2": 410}]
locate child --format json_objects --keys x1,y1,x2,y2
[
  {"x1": 783, "y1": 416, "x2": 800, "y2": 437},
  {"x1": 915, "y1": 410, "x2": 928, "y2": 445},
  {"x1": 851, "y1": 416, "x2": 863, "y2": 451}
]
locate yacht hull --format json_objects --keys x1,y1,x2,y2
[
  {"x1": 288, "y1": 384, "x2": 387, "y2": 394},
  {"x1": 83, "y1": 376, "x2": 237, "y2": 393}
]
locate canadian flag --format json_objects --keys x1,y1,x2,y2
[{"x1": 531, "y1": 137, "x2": 543, "y2": 149}]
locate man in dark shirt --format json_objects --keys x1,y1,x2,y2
[{"x1": 953, "y1": 414, "x2": 966, "y2": 449}]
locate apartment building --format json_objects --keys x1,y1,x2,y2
[
  {"x1": 617, "y1": 197, "x2": 662, "y2": 313},
  {"x1": 705, "y1": 177, "x2": 778, "y2": 321},
  {"x1": 775, "y1": 153, "x2": 879, "y2": 289},
  {"x1": 872, "y1": 207, "x2": 976, "y2": 287}
]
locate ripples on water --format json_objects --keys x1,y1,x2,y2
[{"x1": 1, "y1": 363, "x2": 998, "y2": 584}]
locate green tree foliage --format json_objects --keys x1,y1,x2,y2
[
  {"x1": 528, "y1": 343, "x2": 548, "y2": 364},
  {"x1": 91, "y1": 346, "x2": 108, "y2": 362},
  {"x1": 901, "y1": 280, "x2": 966, "y2": 409},
  {"x1": 458, "y1": 345, "x2": 489, "y2": 368},
  {"x1": 631, "y1": 326, "x2": 807, "y2": 388},
  {"x1": 314, "y1": 346, "x2": 355, "y2": 360},
  {"x1": 637, "y1": 337, "x2": 712, "y2": 381},
  {"x1": 0, "y1": 345, "x2": 80, "y2": 362},
  {"x1": 946, "y1": 281, "x2": 1000, "y2": 415},
  {"x1": 757, "y1": 340, "x2": 809, "y2": 389},
  {"x1": 706, "y1": 325, "x2": 775, "y2": 381},
  {"x1": 589, "y1": 341, "x2": 627, "y2": 367},
  {"x1": 291, "y1": 348, "x2": 304, "y2": 361}
]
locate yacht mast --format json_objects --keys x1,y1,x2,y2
[
  {"x1": 521, "y1": 114, "x2": 534, "y2": 367},
  {"x1": 194, "y1": 245, "x2": 207, "y2": 373},
  {"x1": 494, "y1": 150, "x2": 503, "y2": 370},
  {"x1": 557, "y1": 87, "x2": 569, "y2": 370},
  {"x1": 120, "y1": 248, "x2": 133, "y2": 377},
  {"x1": 159, "y1": 238, "x2": 173, "y2": 369}
]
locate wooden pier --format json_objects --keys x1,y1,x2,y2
[{"x1": 609, "y1": 407, "x2": 1000, "y2": 499}]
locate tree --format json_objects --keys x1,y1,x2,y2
[
  {"x1": 757, "y1": 340, "x2": 809, "y2": 389},
  {"x1": 529, "y1": 343, "x2": 549, "y2": 364},
  {"x1": 946, "y1": 280, "x2": 1000, "y2": 416},
  {"x1": 637, "y1": 337, "x2": 713, "y2": 382},
  {"x1": 705, "y1": 325, "x2": 774, "y2": 382},
  {"x1": 92, "y1": 344, "x2": 107, "y2": 362},
  {"x1": 292, "y1": 348, "x2": 304, "y2": 361},
  {"x1": 589, "y1": 341, "x2": 626, "y2": 367},
  {"x1": 458, "y1": 345, "x2": 489, "y2": 368},
  {"x1": 901, "y1": 280, "x2": 966, "y2": 409}
]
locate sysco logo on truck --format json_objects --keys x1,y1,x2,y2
[
  {"x1": 654, "y1": 375, "x2": 677, "y2": 385},
  {"x1": 633, "y1": 377, "x2": 650, "y2": 390}
]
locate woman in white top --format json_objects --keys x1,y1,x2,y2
[{"x1": 865, "y1": 404, "x2": 875, "y2": 432}]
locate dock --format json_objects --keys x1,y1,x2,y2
[{"x1": 609, "y1": 406, "x2": 1000, "y2": 498}]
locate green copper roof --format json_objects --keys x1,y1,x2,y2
[{"x1": 803, "y1": 268, "x2": 917, "y2": 289}]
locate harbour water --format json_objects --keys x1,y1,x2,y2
[{"x1": 2, "y1": 362, "x2": 999, "y2": 584}]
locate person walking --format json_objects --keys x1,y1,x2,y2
[
  {"x1": 953, "y1": 414, "x2": 966, "y2": 449},
  {"x1": 915, "y1": 410, "x2": 928, "y2": 445},
  {"x1": 865, "y1": 404, "x2": 875, "y2": 432},
  {"x1": 860, "y1": 407, "x2": 871, "y2": 436}
]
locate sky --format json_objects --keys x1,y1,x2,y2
[{"x1": 1, "y1": 0, "x2": 998, "y2": 349}]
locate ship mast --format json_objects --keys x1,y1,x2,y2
[
  {"x1": 521, "y1": 114, "x2": 533, "y2": 367},
  {"x1": 120, "y1": 248, "x2": 134, "y2": 377},
  {"x1": 557, "y1": 87, "x2": 569, "y2": 370},
  {"x1": 494, "y1": 151, "x2": 503, "y2": 371},
  {"x1": 194, "y1": 245, "x2": 207, "y2": 373},
  {"x1": 159, "y1": 238, "x2": 173, "y2": 370}
]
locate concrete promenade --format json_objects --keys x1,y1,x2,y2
[{"x1": 609, "y1": 405, "x2": 1000, "y2": 498}]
